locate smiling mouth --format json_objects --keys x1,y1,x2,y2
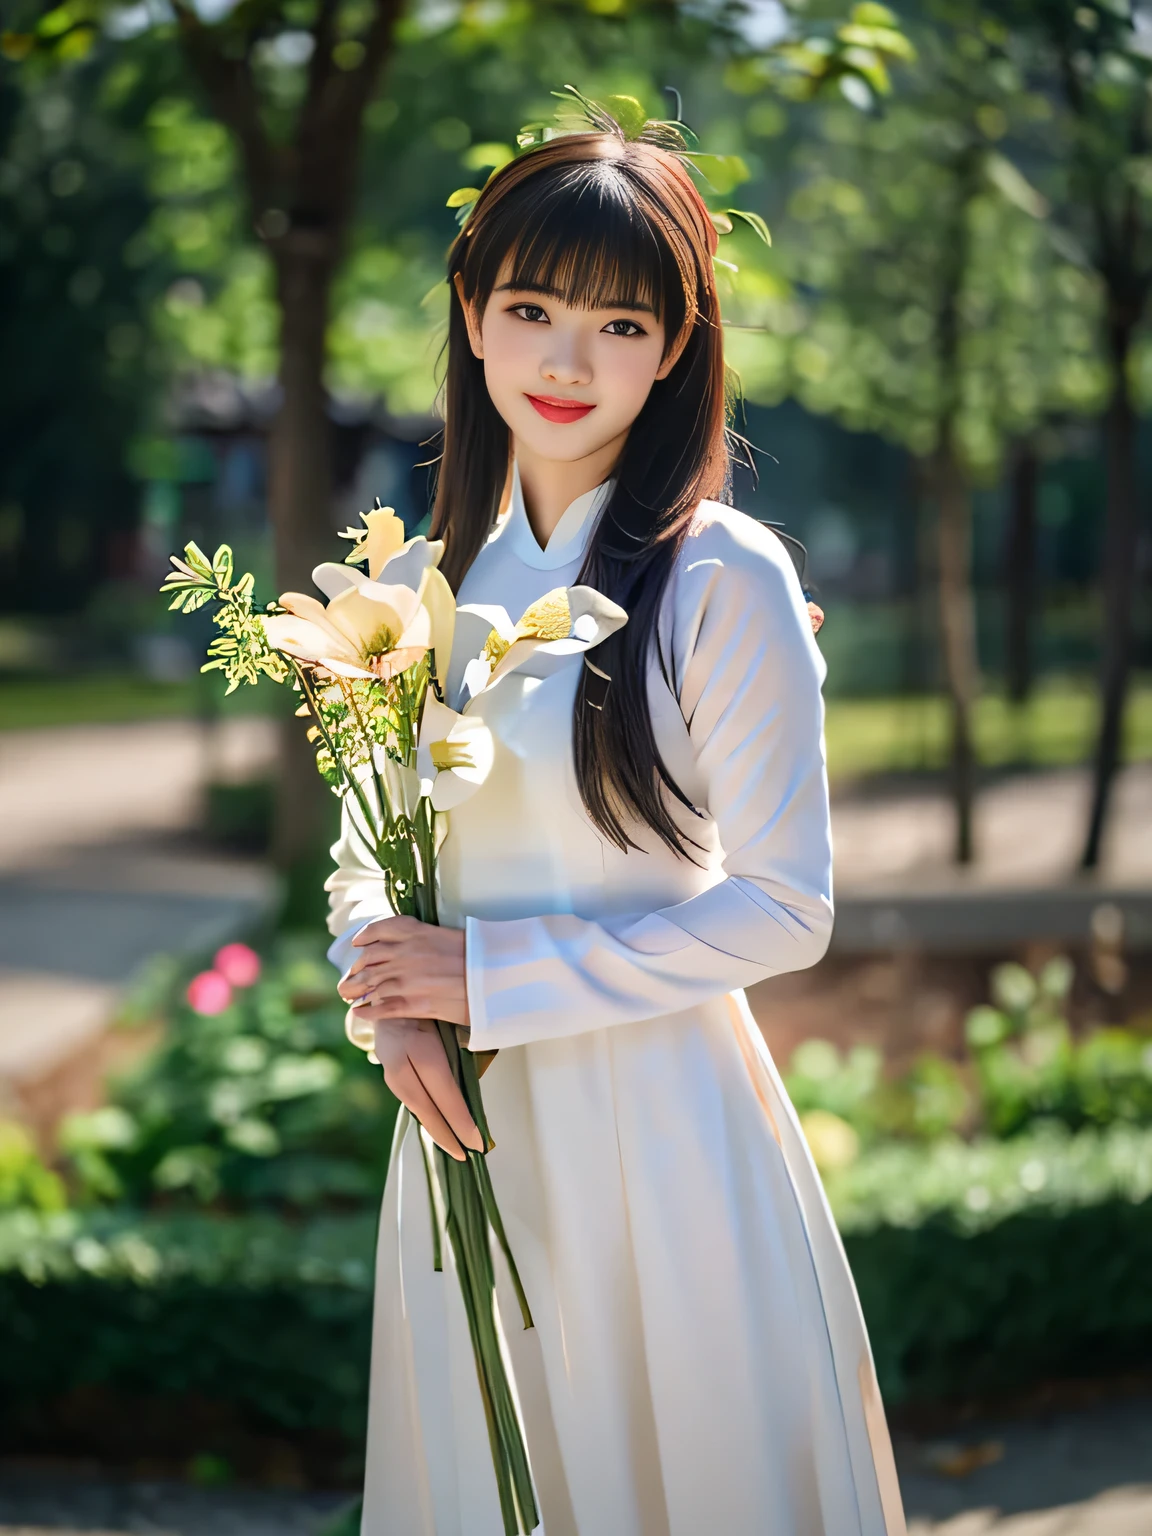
[{"x1": 526, "y1": 394, "x2": 596, "y2": 424}]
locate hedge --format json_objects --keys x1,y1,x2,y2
[
  {"x1": 4, "y1": 1123, "x2": 1152, "y2": 1451},
  {"x1": 0, "y1": 1210, "x2": 378, "y2": 1446},
  {"x1": 829, "y1": 1122, "x2": 1152, "y2": 1401}
]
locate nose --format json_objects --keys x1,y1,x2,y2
[{"x1": 540, "y1": 329, "x2": 592, "y2": 388}]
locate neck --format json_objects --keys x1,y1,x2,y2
[{"x1": 513, "y1": 431, "x2": 624, "y2": 547}]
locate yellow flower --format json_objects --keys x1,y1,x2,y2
[
  {"x1": 338, "y1": 504, "x2": 406, "y2": 580},
  {"x1": 416, "y1": 694, "x2": 495, "y2": 811},
  {"x1": 458, "y1": 585, "x2": 628, "y2": 701},
  {"x1": 263, "y1": 578, "x2": 431, "y2": 680}
]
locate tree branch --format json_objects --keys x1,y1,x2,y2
[
  {"x1": 302, "y1": 0, "x2": 340, "y2": 119},
  {"x1": 288, "y1": 0, "x2": 403, "y2": 254},
  {"x1": 170, "y1": 0, "x2": 282, "y2": 218},
  {"x1": 1055, "y1": 37, "x2": 1119, "y2": 280}
]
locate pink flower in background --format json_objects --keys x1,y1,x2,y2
[
  {"x1": 214, "y1": 943, "x2": 261, "y2": 988},
  {"x1": 187, "y1": 970, "x2": 233, "y2": 1016}
]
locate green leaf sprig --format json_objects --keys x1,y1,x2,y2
[
  {"x1": 161, "y1": 541, "x2": 290, "y2": 694},
  {"x1": 444, "y1": 85, "x2": 774, "y2": 265}
]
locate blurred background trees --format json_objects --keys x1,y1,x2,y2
[
  {"x1": 0, "y1": 0, "x2": 1148, "y2": 878},
  {"x1": 1000, "y1": 0, "x2": 1152, "y2": 868}
]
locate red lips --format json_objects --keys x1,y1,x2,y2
[{"x1": 526, "y1": 394, "x2": 595, "y2": 424}]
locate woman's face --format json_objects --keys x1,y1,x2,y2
[{"x1": 459, "y1": 262, "x2": 687, "y2": 468}]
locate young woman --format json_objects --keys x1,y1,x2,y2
[{"x1": 326, "y1": 119, "x2": 906, "y2": 1536}]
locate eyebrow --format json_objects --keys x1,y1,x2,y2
[{"x1": 494, "y1": 281, "x2": 656, "y2": 315}]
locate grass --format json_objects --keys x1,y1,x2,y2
[
  {"x1": 0, "y1": 673, "x2": 279, "y2": 731},
  {"x1": 821, "y1": 677, "x2": 1152, "y2": 782}
]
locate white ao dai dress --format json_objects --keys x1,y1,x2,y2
[{"x1": 327, "y1": 468, "x2": 907, "y2": 1536}]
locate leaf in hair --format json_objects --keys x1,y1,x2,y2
[
  {"x1": 685, "y1": 153, "x2": 751, "y2": 195},
  {"x1": 604, "y1": 95, "x2": 648, "y2": 140},
  {"x1": 727, "y1": 208, "x2": 773, "y2": 247}
]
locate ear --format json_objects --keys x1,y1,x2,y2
[
  {"x1": 654, "y1": 318, "x2": 693, "y2": 381},
  {"x1": 453, "y1": 272, "x2": 484, "y2": 360}
]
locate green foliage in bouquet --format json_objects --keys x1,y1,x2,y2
[
  {"x1": 161, "y1": 542, "x2": 290, "y2": 694},
  {"x1": 58, "y1": 938, "x2": 397, "y2": 1213}
]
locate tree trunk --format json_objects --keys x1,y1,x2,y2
[
  {"x1": 935, "y1": 437, "x2": 979, "y2": 864},
  {"x1": 932, "y1": 152, "x2": 981, "y2": 865},
  {"x1": 1082, "y1": 313, "x2": 1138, "y2": 869},
  {"x1": 269, "y1": 244, "x2": 341, "y2": 877},
  {"x1": 171, "y1": 0, "x2": 402, "y2": 907},
  {"x1": 1004, "y1": 440, "x2": 1039, "y2": 706}
]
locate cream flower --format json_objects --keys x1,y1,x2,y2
[
  {"x1": 264, "y1": 578, "x2": 431, "y2": 681},
  {"x1": 416, "y1": 694, "x2": 495, "y2": 811},
  {"x1": 314, "y1": 539, "x2": 455, "y2": 688},
  {"x1": 337, "y1": 503, "x2": 406, "y2": 580},
  {"x1": 458, "y1": 585, "x2": 628, "y2": 702}
]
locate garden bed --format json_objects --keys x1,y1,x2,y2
[{"x1": 4, "y1": 1122, "x2": 1152, "y2": 1461}]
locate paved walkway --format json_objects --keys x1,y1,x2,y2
[
  {"x1": 0, "y1": 720, "x2": 276, "y2": 1123},
  {"x1": 830, "y1": 762, "x2": 1152, "y2": 953},
  {"x1": 1, "y1": 1393, "x2": 1150, "y2": 1532},
  {"x1": 898, "y1": 1391, "x2": 1152, "y2": 1533}
]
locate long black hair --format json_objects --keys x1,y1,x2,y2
[{"x1": 430, "y1": 126, "x2": 729, "y2": 857}]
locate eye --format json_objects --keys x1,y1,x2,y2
[
  {"x1": 510, "y1": 303, "x2": 549, "y2": 324},
  {"x1": 602, "y1": 318, "x2": 646, "y2": 337}
]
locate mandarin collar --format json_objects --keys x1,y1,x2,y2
[{"x1": 502, "y1": 460, "x2": 613, "y2": 571}]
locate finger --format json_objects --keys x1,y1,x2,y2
[
  {"x1": 388, "y1": 1062, "x2": 467, "y2": 1161},
  {"x1": 408, "y1": 1038, "x2": 485, "y2": 1153},
  {"x1": 341, "y1": 958, "x2": 404, "y2": 997},
  {"x1": 351, "y1": 991, "x2": 413, "y2": 1023},
  {"x1": 349, "y1": 1000, "x2": 413, "y2": 1030},
  {"x1": 348, "y1": 943, "x2": 393, "y2": 976},
  {"x1": 340, "y1": 969, "x2": 397, "y2": 1002},
  {"x1": 353, "y1": 916, "x2": 418, "y2": 950}
]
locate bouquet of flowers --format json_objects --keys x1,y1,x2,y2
[{"x1": 162, "y1": 505, "x2": 624, "y2": 1535}]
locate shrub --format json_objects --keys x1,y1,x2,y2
[
  {"x1": 0, "y1": 1208, "x2": 377, "y2": 1446},
  {"x1": 0, "y1": 1122, "x2": 66, "y2": 1213},
  {"x1": 827, "y1": 1121, "x2": 1152, "y2": 1402},
  {"x1": 58, "y1": 935, "x2": 397, "y2": 1212},
  {"x1": 786, "y1": 955, "x2": 1152, "y2": 1155}
]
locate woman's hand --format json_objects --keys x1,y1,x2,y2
[
  {"x1": 339, "y1": 915, "x2": 469, "y2": 1026},
  {"x1": 337, "y1": 917, "x2": 480, "y2": 1160},
  {"x1": 359, "y1": 1015, "x2": 483, "y2": 1161}
]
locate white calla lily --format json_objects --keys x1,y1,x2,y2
[
  {"x1": 417, "y1": 694, "x2": 495, "y2": 811},
  {"x1": 459, "y1": 584, "x2": 628, "y2": 701},
  {"x1": 263, "y1": 578, "x2": 431, "y2": 680},
  {"x1": 315, "y1": 539, "x2": 455, "y2": 687}
]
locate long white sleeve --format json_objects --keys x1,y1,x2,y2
[
  {"x1": 325, "y1": 795, "x2": 395, "y2": 977},
  {"x1": 464, "y1": 513, "x2": 834, "y2": 1053}
]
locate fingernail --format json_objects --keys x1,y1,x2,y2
[{"x1": 467, "y1": 1128, "x2": 485, "y2": 1152}]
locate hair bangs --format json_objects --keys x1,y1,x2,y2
[{"x1": 476, "y1": 163, "x2": 683, "y2": 331}]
